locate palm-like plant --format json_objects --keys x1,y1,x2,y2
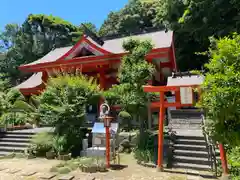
[
  {"x1": 0, "y1": 88, "x2": 40, "y2": 127},
  {"x1": 12, "y1": 95, "x2": 40, "y2": 127}
]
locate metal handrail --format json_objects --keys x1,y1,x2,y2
[{"x1": 201, "y1": 115, "x2": 217, "y2": 175}]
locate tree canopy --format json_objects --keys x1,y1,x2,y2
[
  {"x1": 1, "y1": 0, "x2": 240, "y2": 87},
  {"x1": 0, "y1": 14, "x2": 96, "y2": 85},
  {"x1": 99, "y1": 0, "x2": 240, "y2": 71},
  {"x1": 99, "y1": 0, "x2": 161, "y2": 36}
]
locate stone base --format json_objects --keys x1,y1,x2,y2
[
  {"x1": 156, "y1": 166, "x2": 163, "y2": 172},
  {"x1": 221, "y1": 174, "x2": 231, "y2": 180},
  {"x1": 81, "y1": 147, "x2": 113, "y2": 159}
]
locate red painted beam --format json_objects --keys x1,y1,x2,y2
[
  {"x1": 19, "y1": 47, "x2": 171, "y2": 72},
  {"x1": 150, "y1": 102, "x2": 193, "y2": 108},
  {"x1": 143, "y1": 85, "x2": 180, "y2": 92}
]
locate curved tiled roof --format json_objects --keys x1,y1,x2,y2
[
  {"x1": 102, "y1": 30, "x2": 173, "y2": 53},
  {"x1": 20, "y1": 30, "x2": 173, "y2": 67},
  {"x1": 15, "y1": 72, "x2": 43, "y2": 89},
  {"x1": 167, "y1": 75, "x2": 204, "y2": 86},
  {"x1": 26, "y1": 46, "x2": 72, "y2": 66}
]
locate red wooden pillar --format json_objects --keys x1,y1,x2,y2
[
  {"x1": 157, "y1": 91, "x2": 165, "y2": 171},
  {"x1": 219, "y1": 144, "x2": 229, "y2": 175},
  {"x1": 99, "y1": 70, "x2": 106, "y2": 90},
  {"x1": 98, "y1": 71, "x2": 106, "y2": 115}
]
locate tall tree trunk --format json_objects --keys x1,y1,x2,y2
[{"x1": 147, "y1": 97, "x2": 152, "y2": 129}]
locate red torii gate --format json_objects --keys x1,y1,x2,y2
[{"x1": 143, "y1": 84, "x2": 229, "y2": 175}]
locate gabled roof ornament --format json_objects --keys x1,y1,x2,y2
[{"x1": 81, "y1": 23, "x2": 104, "y2": 46}]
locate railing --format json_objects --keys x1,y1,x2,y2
[{"x1": 201, "y1": 115, "x2": 217, "y2": 176}]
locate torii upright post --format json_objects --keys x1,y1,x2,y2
[{"x1": 157, "y1": 92, "x2": 165, "y2": 171}]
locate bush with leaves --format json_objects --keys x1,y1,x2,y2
[
  {"x1": 0, "y1": 88, "x2": 32, "y2": 126},
  {"x1": 133, "y1": 130, "x2": 156, "y2": 163},
  {"x1": 27, "y1": 132, "x2": 54, "y2": 157},
  {"x1": 228, "y1": 146, "x2": 240, "y2": 179},
  {"x1": 118, "y1": 110, "x2": 132, "y2": 131},
  {"x1": 38, "y1": 73, "x2": 101, "y2": 156},
  {"x1": 199, "y1": 34, "x2": 240, "y2": 147}
]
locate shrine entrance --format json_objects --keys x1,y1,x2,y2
[
  {"x1": 143, "y1": 73, "x2": 229, "y2": 175},
  {"x1": 144, "y1": 85, "x2": 200, "y2": 171}
]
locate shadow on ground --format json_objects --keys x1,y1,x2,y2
[{"x1": 110, "y1": 164, "x2": 128, "y2": 170}]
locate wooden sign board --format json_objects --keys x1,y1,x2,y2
[{"x1": 180, "y1": 87, "x2": 193, "y2": 104}]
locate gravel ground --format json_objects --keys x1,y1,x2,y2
[{"x1": 0, "y1": 154, "x2": 216, "y2": 180}]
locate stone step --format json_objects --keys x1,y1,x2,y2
[
  {"x1": 176, "y1": 135, "x2": 204, "y2": 141},
  {"x1": 175, "y1": 139, "x2": 206, "y2": 146},
  {"x1": 0, "y1": 151, "x2": 11, "y2": 156},
  {"x1": 5, "y1": 131, "x2": 36, "y2": 135},
  {"x1": 172, "y1": 162, "x2": 211, "y2": 171},
  {"x1": 0, "y1": 146, "x2": 26, "y2": 153},
  {"x1": 1, "y1": 134, "x2": 33, "y2": 139},
  {"x1": 0, "y1": 142, "x2": 29, "y2": 147},
  {"x1": 174, "y1": 149, "x2": 209, "y2": 158},
  {"x1": 174, "y1": 155, "x2": 211, "y2": 165},
  {"x1": 173, "y1": 144, "x2": 207, "y2": 151},
  {"x1": 0, "y1": 138, "x2": 31, "y2": 143}
]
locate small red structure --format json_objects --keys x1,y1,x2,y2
[{"x1": 143, "y1": 74, "x2": 229, "y2": 174}]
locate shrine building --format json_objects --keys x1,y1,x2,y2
[
  {"x1": 16, "y1": 29, "x2": 177, "y2": 121},
  {"x1": 17, "y1": 29, "x2": 176, "y2": 94}
]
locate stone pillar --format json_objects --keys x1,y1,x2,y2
[{"x1": 82, "y1": 139, "x2": 88, "y2": 151}]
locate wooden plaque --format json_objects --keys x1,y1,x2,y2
[{"x1": 180, "y1": 87, "x2": 193, "y2": 104}]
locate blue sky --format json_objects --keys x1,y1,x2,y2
[{"x1": 0, "y1": 0, "x2": 129, "y2": 31}]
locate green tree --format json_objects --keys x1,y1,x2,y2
[
  {"x1": 177, "y1": 0, "x2": 240, "y2": 71},
  {"x1": 200, "y1": 34, "x2": 240, "y2": 147},
  {"x1": 100, "y1": 0, "x2": 240, "y2": 71},
  {"x1": 99, "y1": 0, "x2": 161, "y2": 36},
  {"x1": 104, "y1": 39, "x2": 154, "y2": 131},
  {"x1": 0, "y1": 14, "x2": 96, "y2": 85},
  {"x1": 38, "y1": 73, "x2": 101, "y2": 156}
]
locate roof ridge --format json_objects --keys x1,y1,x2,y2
[{"x1": 101, "y1": 27, "x2": 168, "y2": 41}]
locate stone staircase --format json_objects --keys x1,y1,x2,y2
[
  {"x1": 172, "y1": 134, "x2": 212, "y2": 171},
  {"x1": 168, "y1": 109, "x2": 218, "y2": 172},
  {"x1": 0, "y1": 131, "x2": 34, "y2": 156}
]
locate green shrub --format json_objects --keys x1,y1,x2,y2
[
  {"x1": 228, "y1": 146, "x2": 240, "y2": 179},
  {"x1": 52, "y1": 135, "x2": 68, "y2": 155},
  {"x1": 133, "y1": 130, "x2": 156, "y2": 163},
  {"x1": 27, "y1": 132, "x2": 53, "y2": 157},
  {"x1": 133, "y1": 129, "x2": 169, "y2": 164},
  {"x1": 58, "y1": 167, "x2": 71, "y2": 174},
  {"x1": 49, "y1": 166, "x2": 58, "y2": 172},
  {"x1": 38, "y1": 74, "x2": 101, "y2": 156},
  {"x1": 134, "y1": 149, "x2": 153, "y2": 163}
]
